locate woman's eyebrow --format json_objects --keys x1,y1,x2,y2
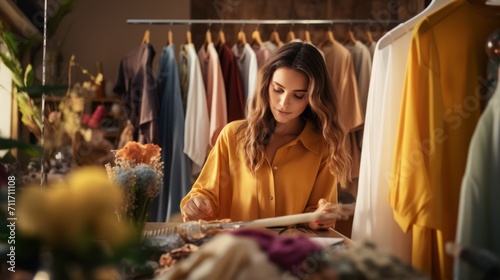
[{"x1": 271, "y1": 81, "x2": 308, "y2": 92}]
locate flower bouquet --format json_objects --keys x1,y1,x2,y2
[{"x1": 105, "y1": 141, "x2": 163, "y2": 237}]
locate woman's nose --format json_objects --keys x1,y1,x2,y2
[{"x1": 279, "y1": 93, "x2": 290, "y2": 107}]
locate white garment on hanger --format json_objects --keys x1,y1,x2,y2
[
  {"x1": 352, "y1": 0, "x2": 453, "y2": 263},
  {"x1": 377, "y1": 0, "x2": 453, "y2": 50},
  {"x1": 232, "y1": 43, "x2": 258, "y2": 114},
  {"x1": 183, "y1": 43, "x2": 210, "y2": 175},
  {"x1": 198, "y1": 42, "x2": 228, "y2": 147}
]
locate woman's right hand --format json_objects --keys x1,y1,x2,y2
[{"x1": 182, "y1": 195, "x2": 214, "y2": 221}]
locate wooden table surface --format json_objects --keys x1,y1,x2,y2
[{"x1": 145, "y1": 222, "x2": 354, "y2": 247}]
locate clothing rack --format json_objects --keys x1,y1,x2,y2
[{"x1": 126, "y1": 19, "x2": 402, "y2": 26}]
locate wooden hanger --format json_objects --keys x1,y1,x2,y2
[
  {"x1": 217, "y1": 26, "x2": 226, "y2": 45},
  {"x1": 204, "y1": 26, "x2": 213, "y2": 47},
  {"x1": 185, "y1": 30, "x2": 192, "y2": 44},
  {"x1": 286, "y1": 30, "x2": 296, "y2": 43},
  {"x1": 319, "y1": 27, "x2": 335, "y2": 48},
  {"x1": 269, "y1": 28, "x2": 283, "y2": 46},
  {"x1": 142, "y1": 29, "x2": 150, "y2": 44},
  {"x1": 251, "y1": 28, "x2": 263, "y2": 47},
  {"x1": 304, "y1": 30, "x2": 312, "y2": 44},
  {"x1": 167, "y1": 24, "x2": 174, "y2": 46},
  {"x1": 344, "y1": 30, "x2": 357, "y2": 45},
  {"x1": 237, "y1": 25, "x2": 247, "y2": 48}
]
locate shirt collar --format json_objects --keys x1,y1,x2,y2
[{"x1": 292, "y1": 121, "x2": 323, "y2": 155}]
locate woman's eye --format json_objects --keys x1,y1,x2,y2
[
  {"x1": 273, "y1": 87, "x2": 284, "y2": 93},
  {"x1": 295, "y1": 95, "x2": 305, "y2": 100}
]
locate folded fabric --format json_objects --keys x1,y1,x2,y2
[
  {"x1": 230, "y1": 228, "x2": 323, "y2": 272},
  {"x1": 157, "y1": 233, "x2": 282, "y2": 280}
]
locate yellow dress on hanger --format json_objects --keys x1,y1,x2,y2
[{"x1": 389, "y1": 1, "x2": 500, "y2": 279}]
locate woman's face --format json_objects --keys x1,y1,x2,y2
[{"x1": 268, "y1": 67, "x2": 310, "y2": 124}]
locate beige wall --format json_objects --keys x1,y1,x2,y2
[{"x1": 50, "y1": 0, "x2": 190, "y2": 94}]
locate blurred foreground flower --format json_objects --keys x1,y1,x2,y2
[
  {"x1": 16, "y1": 166, "x2": 135, "y2": 279},
  {"x1": 106, "y1": 141, "x2": 163, "y2": 235}
]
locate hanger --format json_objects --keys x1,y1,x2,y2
[
  {"x1": 344, "y1": 24, "x2": 357, "y2": 45},
  {"x1": 185, "y1": 24, "x2": 192, "y2": 44},
  {"x1": 217, "y1": 24, "x2": 226, "y2": 45},
  {"x1": 286, "y1": 24, "x2": 296, "y2": 43},
  {"x1": 203, "y1": 23, "x2": 213, "y2": 47},
  {"x1": 319, "y1": 24, "x2": 335, "y2": 48},
  {"x1": 251, "y1": 24, "x2": 263, "y2": 46},
  {"x1": 304, "y1": 24, "x2": 312, "y2": 44},
  {"x1": 269, "y1": 24, "x2": 283, "y2": 46},
  {"x1": 378, "y1": 0, "x2": 452, "y2": 50},
  {"x1": 166, "y1": 23, "x2": 173, "y2": 45},
  {"x1": 142, "y1": 29, "x2": 150, "y2": 44},
  {"x1": 237, "y1": 24, "x2": 247, "y2": 48}
]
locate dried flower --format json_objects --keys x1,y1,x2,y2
[{"x1": 106, "y1": 141, "x2": 163, "y2": 234}]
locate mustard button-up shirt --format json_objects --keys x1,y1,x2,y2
[{"x1": 180, "y1": 120, "x2": 338, "y2": 222}]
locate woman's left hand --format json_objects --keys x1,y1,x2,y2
[{"x1": 307, "y1": 198, "x2": 354, "y2": 230}]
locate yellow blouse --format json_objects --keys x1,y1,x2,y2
[{"x1": 180, "y1": 120, "x2": 338, "y2": 222}]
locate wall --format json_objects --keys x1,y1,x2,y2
[
  {"x1": 50, "y1": 0, "x2": 190, "y2": 95},
  {"x1": 190, "y1": 0, "x2": 425, "y2": 48}
]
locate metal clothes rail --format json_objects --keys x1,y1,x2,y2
[{"x1": 126, "y1": 19, "x2": 402, "y2": 25}]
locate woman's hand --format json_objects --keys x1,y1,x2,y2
[
  {"x1": 182, "y1": 195, "x2": 214, "y2": 221},
  {"x1": 307, "y1": 198, "x2": 355, "y2": 230}
]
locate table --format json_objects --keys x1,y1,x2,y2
[{"x1": 144, "y1": 222, "x2": 354, "y2": 248}]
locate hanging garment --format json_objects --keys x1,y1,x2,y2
[
  {"x1": 366, "y1": 41, "x2": 376, "y2": 61},
  {"x1": 389, "y1": 1, "x2": 500, "y2": 279},
  {"x1": 216, "y1": 42, "x2": 246, "y2": 122},
  {"x1": 321, "y1": 41, "x2": 363, "y2": 182},
  {"x1": 198, "y1": 42, "x2": 228, "y2": 147},
  {"x1": 263, "y1": 41, "x2": 279, "y2": 54},
  {"x1": 353, "y1": 0, "x2": 452, "y2": 268},
  {"x1": 351, "y1": 30, "x2": 413, "y2": 264},
  {"x1": 113, "y1": 43, "x2": 159, "y2": 144},
  {"x1": 182, "y1": 43, "x2": 210, "y2": 175},
  {"x1": 344, "y1": 40, "x2": 372, "y2": 118},
  {"x1": 179, "y1": 46, "x2": 189, "y2": 115},
  {"x1": 232, "y1": 43, "x2": 258, "y2": 110},
  {"x1": 148, "y1": 45, "x2": 192, "y2": 222},
  {"x1": 251, "y1": 43, "x2": 271, "y2": 70},
  {"x1": 455, "y1": 77, "x2": 500, "y2": 280}
]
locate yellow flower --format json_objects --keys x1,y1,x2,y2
[{"x1": 17, "y1": 167, "x2": 132, "y2": 249}]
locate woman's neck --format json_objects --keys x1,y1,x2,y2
[{"x1": 273, "y1": 118, "x2": 306, "y2": 136}]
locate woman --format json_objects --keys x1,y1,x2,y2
[{"x1": 180, "y1": 42, "x2": 351, "y2": 230}]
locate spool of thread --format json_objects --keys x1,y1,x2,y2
[{"x1": 88, "y1": 105, "x2": 107, "y2": 128}]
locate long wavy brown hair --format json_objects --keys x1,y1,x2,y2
[{"x1": 237, "y1": 42, "x2": 351, "y2": 187}]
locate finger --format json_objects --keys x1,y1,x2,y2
[
  {"x1": 182, "y1": 203, "x2": 203, "y2": 221},
  {"x1": 183, "y1": 199, "x2": 209, "y2": 220},
  {"x1": 318, "y1": 198, "x2": 328, "y2": 206},
  {"x1": 192, "y1": 196, "x2": 213, "y2": 216}
]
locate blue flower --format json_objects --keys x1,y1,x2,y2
[
  {"x1": 115, "y1": 168, "x2": 134, "y2": 188},
  {"x1": 132, "y1": 164, "x2": 158, "y2": 189}
]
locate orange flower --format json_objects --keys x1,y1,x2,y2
[
  {"x1": 116, "y1": 141, "x2": 161, "y2": 164},
  {"x1": 116, "y1": 141, "x2": 144, "y2": 163},
  {"x1": 142, "y1": 143, "x2": 161, "y2": 164}
]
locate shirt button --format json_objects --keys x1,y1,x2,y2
[
  {"x1": 269, "y1": 196, "x2": 274, "y2": 200},
  {"x1": 273, "y1": 166, "x2": 278, "y2": 170}
]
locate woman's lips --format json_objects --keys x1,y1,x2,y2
[{"x1": 277, "y1": 109, "x2": 290, "y2": 115}]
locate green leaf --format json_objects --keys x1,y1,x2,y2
[
  {"x1": 47, "y1": 0, "x2": 76, "y2": 38},
  {"x1": 0, "y1": 151, "x2": 16, "y2": 164},
  {"x1": 24, "y1": 64, "x2": 34, "y2": 87},
  {"x1": 0, "y1": 138, "x2": 42, "y2": 158},
  {"x1": 0, "y1": 31, "x2": 18, "y2": 57},
  {"x1": 0, "y1": 52, "x2": 23, "y2": 85}
]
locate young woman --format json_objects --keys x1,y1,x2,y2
[{"x1": 180, "y1": 42, "x2": 351, "y2": 230}]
